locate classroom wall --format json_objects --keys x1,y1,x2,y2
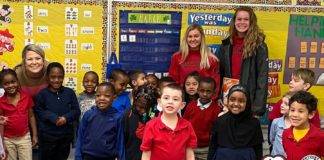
[{"x1": 109, "y1": 0, "x2": 324, "y2": 116}]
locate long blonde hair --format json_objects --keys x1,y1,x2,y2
[
  {"x1": 179, "y1": 24, "x2": 217, "y2": 69},
  {"x1": 228, "y1": 6, "x2": 265, "y2": 58}
]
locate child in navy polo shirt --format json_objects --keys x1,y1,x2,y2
[
  {"x1": 282, "y1": 91, "x2": 324, "y2": 160},
  {"x1": 184, "y1": 77, "x2": 220, "y2": 160},
  {"x1": 75, "y1": 82, "x2": 125, "y2": 160},
  {"x1": 36, "y1": 62, "x2": 80, "y2": 160},
  {"x1": 141, "y1": 83, "x2": 197, "y2": 160}
]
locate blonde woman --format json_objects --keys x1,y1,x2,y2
[
  {"x1": 219, "y1": 6, "x2": 268, "y2": 116},
  {"x1": 14, "y1": 44, "x2": 49, "y2": 99},
  {"x1": 168, "y1": 24, "x2": 220, "y2": 94}
]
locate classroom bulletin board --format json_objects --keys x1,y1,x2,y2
[
  {"x1": 0, "y1": 1, "x2": 104, "y2": 94},
  {"x1": 111, "y1": 1, "x2": 324, "y2": 115}
]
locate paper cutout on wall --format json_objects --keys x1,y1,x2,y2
[
  {"x1": 0, "y1": 29, "x2": 14, "y2": 55},
  {"x1": 0, "y1": 4, "x2": 13, "y2": 26}
]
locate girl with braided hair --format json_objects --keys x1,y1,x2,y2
[{"x1": 122, "y1": 85, "x2": 158, "y2": 160}]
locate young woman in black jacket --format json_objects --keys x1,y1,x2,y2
[{"x1": 218, "y1": 6, "x2": 268, "y2": 117}]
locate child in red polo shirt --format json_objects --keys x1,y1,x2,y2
[
  {"x1": 184, "y1": 77, "x2": 220, "y2": 160},
  {"x1": 282, "y1": 91, "x2": 324, "y2": 160},
  {"x1": 141, "y1": 83, "x2": 197, "y2": 160},
  {"x1": 0, "y1": 69, "x2": 37, "y2": 160}
]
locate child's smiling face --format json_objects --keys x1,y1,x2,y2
[
  {"x1": 48, "y1": 67, "x2": 64, "y2": 92},
  {"x1": 228, "y1": 91, "x2": 247, "y2": 115},
  {"x1": 289, "y1": 101, "x2": 314, "y2": 129},
  {"x1": 95, "y1": 85, "x2": 116, "y2": 110},
  {"x1": 83, "y1": 72, "x2": 98, "y2": 94}
]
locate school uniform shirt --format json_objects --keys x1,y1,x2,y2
[
  {"x1": 282, "y1": 124, "x2": 324, "y2": 160},
  {"x1": 269, "y1": 116, "x2": 289, "y2": 157},
  {"x1": 141, "y1": 112, "x2": 197, "y2": 160},
  {"x1": 75, "y1": 106, "x2": 125, "y2": 160},
  {"x1": 183, "y1": 99, "x2": 220, "y2": 147},
  {"x1": 0, "y1": 91, "x2": 34, "y2": 138},
  {"x1": 35, "y1": 86, "x2": 80, "y2": 136},
  {"x1": 112, "y1": 91, "x2": 131, "y2": 114}
]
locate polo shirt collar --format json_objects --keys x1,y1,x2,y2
[
  {"x1": 46, "y1": 85, "x2": 64, "y2": 93},
  {"x1": 157, "y1": 112, "x2": 189, "y2": 132},
  {"x1": 197, "y1": 99, "x2": 212, "y2": 110},
  {"x1": 0, "y1": 90, "x2": 28, "y2": 104},
  {"x1": 287, "y1": 124, "x2": 317, "y2": 142}
]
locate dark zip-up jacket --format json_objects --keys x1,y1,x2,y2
[
  {"x1": 75, "y1": 106, "x2": 125, "y2": 160},
  {"x1": 219, "y1": 37, "x2": 268, "y2": 116}
]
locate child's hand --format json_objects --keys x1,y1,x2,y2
[
  {"x1": 0, "y1": 62, "x2": 8, "y2": 70},
  {"x1": 2, "y1": 146, "x2": 7, "y2": 160},
  {"x1": 0, "y1": 152, "x2": 5, "y2": 160},
  {"x1": 32, "y1": 135, "x2": 38, "y2": 147},
  {"x1": 0, "y1": 116, "x2": 8, "y2": 125},
  {"x1": 55, "y1": 117, "x2": 67, "y2": 126}
]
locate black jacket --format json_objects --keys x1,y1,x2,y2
[
  {"x1": 122, "y1": 108, "x2": 151, "y2": 160},
  {"x1": 219, "y1": 38, "x2": 268, "y2": 116}
]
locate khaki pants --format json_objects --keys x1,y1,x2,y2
[
  {"x1": 194, "y1": 146, "x2": 209, "y2": 160},
  {"x1": 4, "y1": 132, "x2": 32, "y2": 160}
]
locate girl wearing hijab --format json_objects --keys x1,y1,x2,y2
[{"x1": 207, "y1": 84, "x2": 263, "y2": 160}]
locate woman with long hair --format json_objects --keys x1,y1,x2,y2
[
  {"x1": 168, "y1": 24, "x2": 220, "y2": 95},
  {"x1": 219, "y1": 6, "x2": 268, "y2": 116}
]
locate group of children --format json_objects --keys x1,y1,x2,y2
[
  {"x1": 0, "y1": 62, "x2": 323, "y2": 160},
  {"x1": 267, "y1": 68, "x2": 324, "y2": 160}
]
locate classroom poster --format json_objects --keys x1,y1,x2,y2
[
  {"x1": 284, "y1": 14, "x2": 324, "y2": 85},
  {"x1": 0, "y1": 2, "x2": 103, "y2": 93},
  {"x1": 119, "y1": 10, "x2": 182, "y2": 77}
]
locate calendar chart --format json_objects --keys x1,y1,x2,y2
[{"x1": 119, "y1": 11, "x2": 182, "y2": 75}]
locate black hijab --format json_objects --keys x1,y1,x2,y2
[{"x1": 214, "y1": 84, "x2": 263, "y2": 148}]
